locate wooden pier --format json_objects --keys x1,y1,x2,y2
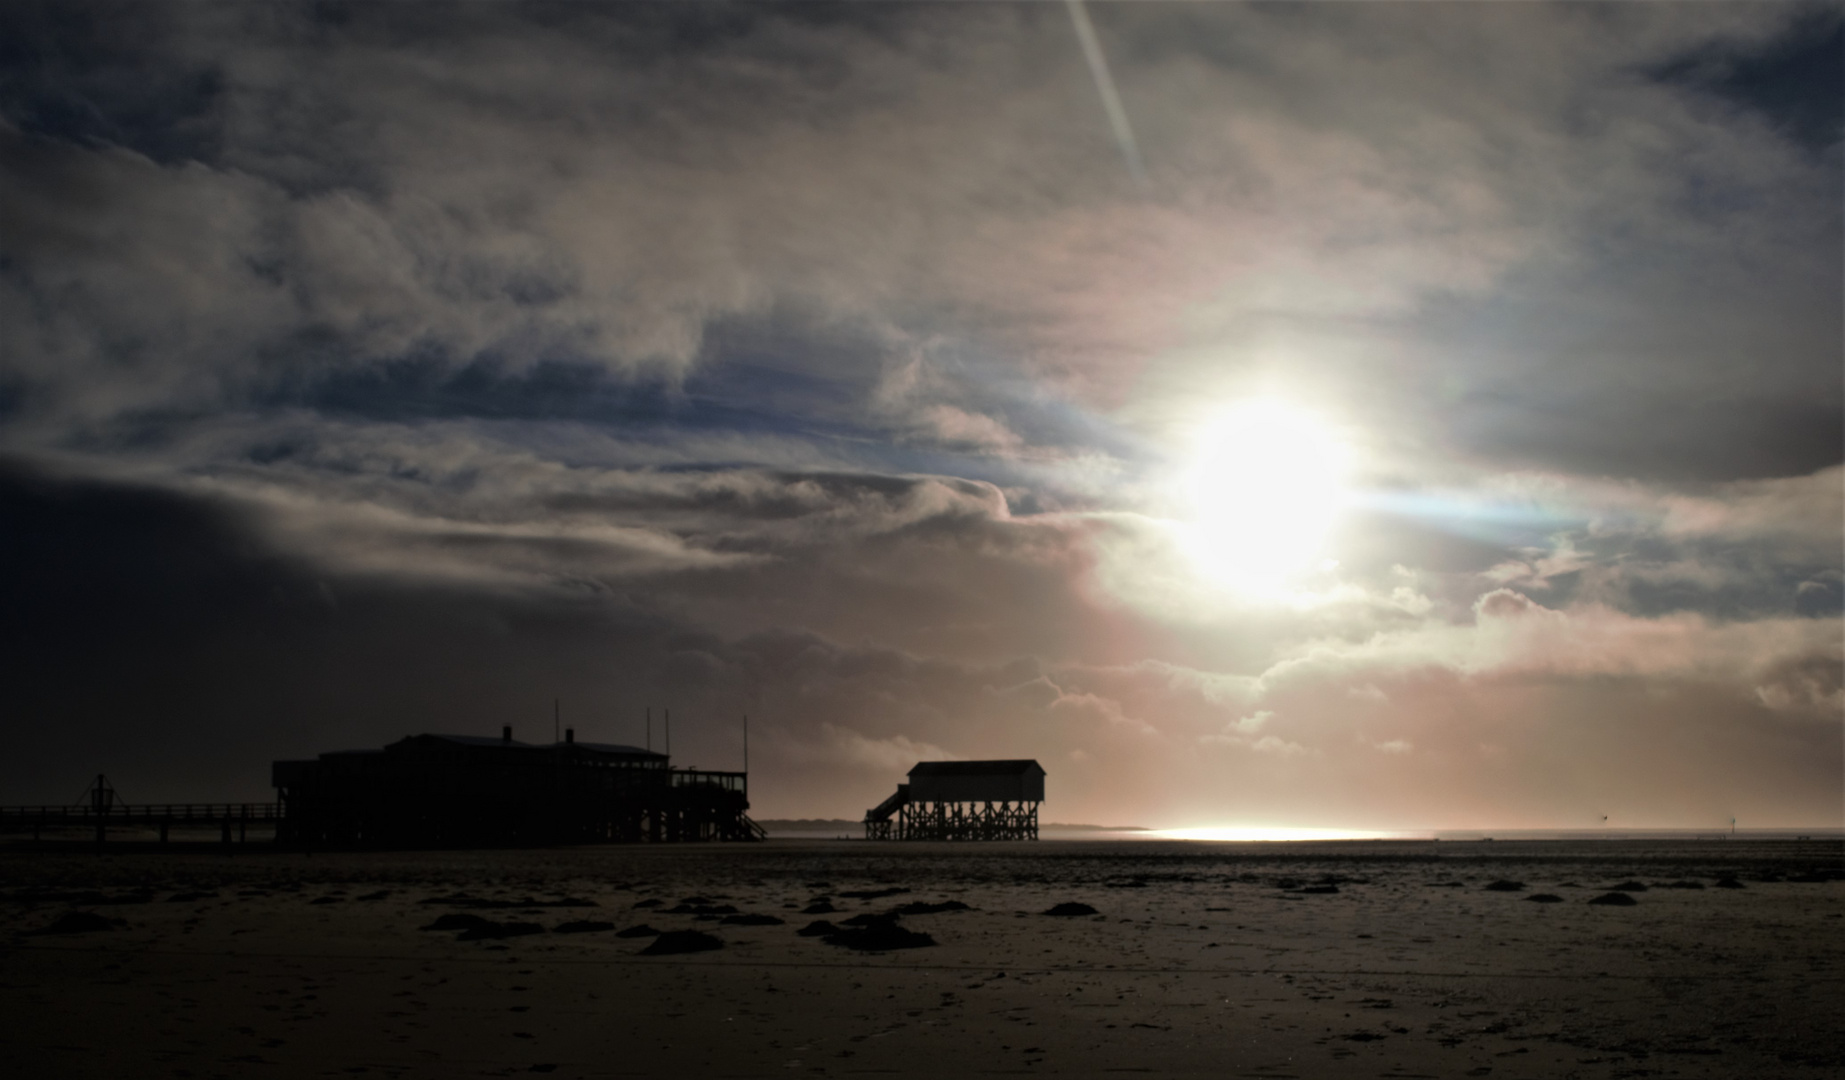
[
  {"x1": 0, "y1": 776, "x2": 278, "y2": 845},
  {"x1": 5, "y1": 726, "x2": 766, "y2": 851}
]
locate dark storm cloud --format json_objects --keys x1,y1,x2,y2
[
  {"x1": 0, "y1": 2, "x2": 1838, "y2": 825},
  {"x1": 0, "y1": 459, "x2": 1091, "y2": 808},
  {"x1": 0, "y1": 2, "x2": 223, "y2": 166},
  {"x1": 1652, "y1": 4, "x2": 1844, "y2": 153}
]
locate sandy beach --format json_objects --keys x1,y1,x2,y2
[{"x1": 3, "y1": 838, "x2": 1841, "y2": 1079}]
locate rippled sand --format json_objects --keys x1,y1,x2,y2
[{"x1": 3, "y1": 838, "x2": 1841, "y2": 1078}]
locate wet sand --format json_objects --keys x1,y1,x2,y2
[{"x1": 3, "y1": 838, "x2": 1841, "y2": 1078}]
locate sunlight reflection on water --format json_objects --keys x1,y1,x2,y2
[{"x1": 1152, "y1": 826, "x2": 1429, "y2": 842}]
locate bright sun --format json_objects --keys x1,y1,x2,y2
[{"x1": 1181, "y1": 398, "x2": 1350, "y2": 595}]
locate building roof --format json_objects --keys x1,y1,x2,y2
[
  {"x1": 389, "y1": 734, "x2": 666, "y2": 760},
  {"x1": 558, "y1": 741, "x2": 666, "y2": 759},
  {"x1": 416, "y1": 734, "x2": 541, "y2": 748},
  {"x1": 909, "y1": 759, "x2": 1044, "y2": 777}
]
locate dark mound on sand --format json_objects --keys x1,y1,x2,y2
[
  {"x1": 720, "y1": 913, "x2": 785, "y2": 926},
  {"x1": 894, "y1": 900, "x2": 972, "y2": 915},
  {"x1": 802, "y1": 910, "x2": 935, "y2": 950},
  {"x1": 1714, "y1": 878, "x2": 1745, "y2": 889},
  {"x1": 420, "y1": 893, "x2": 595, "y2": 909},
  {"x1": 1607, "y1": 881, "x2": 1649, "y2": 892},
  {"x1": 421, "y1": 913, "x2": 493, "y2": 932},
  {"x1": 1484, "y1": 880, "x2": 1526, "y2": 892},
  {"x1": 1589, "y1": 892, "x2": 1639, "y2": 906},
  {"x1": 632, "y1": 898, "x2": 663, "y2": 908},
  {"x1": 640, "y1": 930, "x2": 723, "y2": 955},
  {"x1": 40, "y1": 911, "x2": 122, "y2": 934},
  {"x1": 552, "y1": 920, "x2": 616, "y2": 934},
  {"x1": 1525, "y1": 894, "x2": 1563, "y2": 903},
  {"x1": 1043, "y1": 902, "x2": 1098, "y2": 917},
  {"x1": 801, "y1": 901, "x2": 837, "y2": 914},
  {"x1": 838, "y1": 887, "x2": 910, "y2": 900},
  {"x1": 824, "y1": 922, "x2": 935, "y2": 951},
  {"x1": 665, "y1": 903, "x2": 738, "y2": 916},
  {"x1": 614, "y1": 924, "x2": 660, "y2": 938},
  {"x1": 1294, "y1": 885, "x2": 1339, "y2": 895},
  {"x1": 457, "y1": 920, "x2": 545, "y2": 941}
]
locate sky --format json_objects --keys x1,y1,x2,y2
[{"x1": 1, "y1": 1, "x2": 1839, "y2": 829}]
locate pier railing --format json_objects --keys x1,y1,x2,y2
[{"x1": 0, "y1": 802, "x2": 281, "y2": 843}]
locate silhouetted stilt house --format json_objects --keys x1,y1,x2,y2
[
  {"x1": 272, "y1": 726, "x2": 761, "y2": 847},
  {"x1": 864, "y1": 760, "x2": 1044, "y2": 841}
]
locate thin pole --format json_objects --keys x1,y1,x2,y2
[
  {"x1": 554, "y1": 698, "x2": 560, "y2": 744},
  {"x1": 646, "y1": 707, "x2": 651, "y2": 752},
  {"x1": 665, "y1": 709, "x2": 671, "y2": 758}
]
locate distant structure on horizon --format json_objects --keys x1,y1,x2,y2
[
  {"x1": 273, "y1": 727, "x2": 762, "y2": 847},
  {"x1": 864, "y1": 760, "x2": 1044, "y2": 841}
]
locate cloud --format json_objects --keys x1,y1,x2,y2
[
  {"x1": 33, "y1": 415, "x2": 1025, "y2": 591},
  {"x1": 1251, "y1": 736, "x2": 1308, "y2": 757},
  {"x1": 1254, "y1": 588, "x2": 1839, "y2": 701},
  {"x1": 1653, "y1": 468, "x2": 1845, "y2": 555},
  {"x1": 774, "y1": 722, "x2": 956, "y2": 775},
  {"x1": 1, "y1": 4, "x2": 1831, "y2": 461}
]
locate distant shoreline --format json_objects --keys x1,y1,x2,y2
[{"x1": 754, "y1": 820, "x2": 1844, "y2": 842}]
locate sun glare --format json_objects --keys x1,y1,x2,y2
[{"x1": 1180, "y1": 398, "x2": 1350, "y2": 595}]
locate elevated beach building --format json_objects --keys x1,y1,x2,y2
[
  {"x1": 864, "y1": 760, "x2": 1044, "y2": 841},
  {"x1": 272, "y1": 727, "x2": 760, "y2": 847}
]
